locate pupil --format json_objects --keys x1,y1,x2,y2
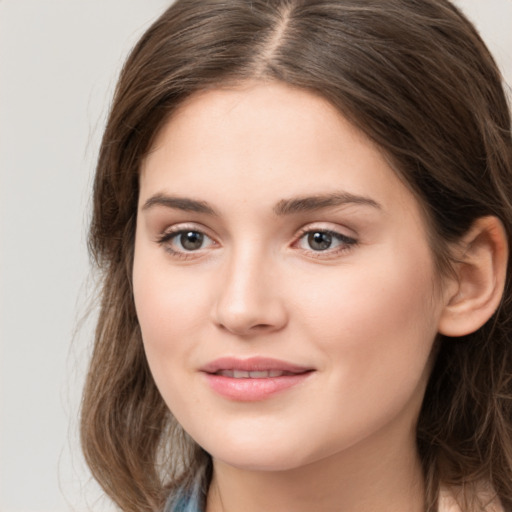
[
  {"x1": 181, "y1": 231, "x2": 203, "y2": 250},
  {"x1": 308, "y1": 232, "x2": 332, "y2": 251}
]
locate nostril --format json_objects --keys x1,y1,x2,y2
[
  {"x1": 252, "y1": 323, "x2": 274, "y2": 330},
  {"x1": 216, "y1": 320, "x2": 273, "y2": 335}
]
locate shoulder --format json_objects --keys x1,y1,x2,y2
[{"x1": 439, "y1": 483, "x2": 504, "y2": 512}]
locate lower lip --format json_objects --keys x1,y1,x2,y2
[{"x1": 203, "y1": 372, "x2": 313, "y2": 401}]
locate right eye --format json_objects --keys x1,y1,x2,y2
[
  {"x1": 173, "y1": 230, "x2": 207, "y2": 251},
  {"x1": 157, "y1": 229, "x2": 216, "y2": 257}
]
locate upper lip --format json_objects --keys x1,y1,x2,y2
[{"x1": 200, "y1": 357, "x2": 314, "y2": 374}]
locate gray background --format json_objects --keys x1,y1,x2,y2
[{"x1": 0, "y1": 1, "x2": 511, "y2": 511}]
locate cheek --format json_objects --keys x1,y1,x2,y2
[
  {"x1": 289, "y1": 252, "x2": 439, "y2": 449},
  {"x1": 132, "y1": 240, "x2": 206, "y2": 366},
  {"x1": 132, "y1": 257, "x2": 211, "y2": 420},
  {"x1": 296, "y1": 244, "x2": 440, "y2": 386},
  {"x1": 134, "y1": 278, "x2": 206, "y2": 355}
]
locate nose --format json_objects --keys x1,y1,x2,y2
[{"x1": 212, "y1": 248, "x2": 288, "y2": 336}]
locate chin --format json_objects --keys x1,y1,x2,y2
[{"x1": 204, "y1": 438, "x2": 321, "y2": 473}]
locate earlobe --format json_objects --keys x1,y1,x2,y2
[{"x1": 438, "y1": 216, "x2": 508, "y2": 337}]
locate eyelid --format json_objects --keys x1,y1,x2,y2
[
  {"x1": 293, "y1": 224, "x2": 358, "y2": 257},
  {"x1": 154, "y1": 221, "x2": 358, "y2": 260},
  {"x1": 156, "y1": 223, "x2": 219, "y2": 258}
]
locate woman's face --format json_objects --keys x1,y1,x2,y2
[{"x1": 133, "y1": 82, "x2": 449, "y2": 471}]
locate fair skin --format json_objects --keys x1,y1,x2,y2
[{"x1": 132, "y1": 81, "x2": 506, "y2": 512}]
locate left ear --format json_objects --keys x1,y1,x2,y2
[{"x1": 438, "y1": 216, "x2": 508, "y2": 337}]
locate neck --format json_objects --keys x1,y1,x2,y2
[{"x1": 205, "y1": 418, "x2": 425, "y2": 512}]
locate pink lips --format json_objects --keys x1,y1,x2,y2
[{"x1": 200, "y1": 357, "x2": 314, "y2": 401}]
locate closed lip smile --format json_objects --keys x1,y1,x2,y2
[{"x1": 200, "y1": 357, "x2": 315, "y2": 401}]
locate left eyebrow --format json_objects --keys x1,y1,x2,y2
[{"x1": 273, "y1": 192, "x2": 382, "y2": 216}]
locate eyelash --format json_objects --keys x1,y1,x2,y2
[
  {"x1": 294, "y1": 227, "x2": 358, "y2": 258},
  {"x1": 156, "y1": 225, "x2": 216, "y2": 260},
  {"x1": 156, "y1": 225, "x2": 358, "y2": 260}
]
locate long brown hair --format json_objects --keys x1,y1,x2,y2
[{"x1": 81, "y1": 1, "x2": 512, "y2": 510}]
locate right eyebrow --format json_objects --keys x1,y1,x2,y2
[{"x1": 141, "y1": 194, "x2": 217, "y2": 215}]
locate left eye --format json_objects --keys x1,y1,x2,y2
[{"x1": 298, "y1": 230, "x2": 355, "y2": 252}]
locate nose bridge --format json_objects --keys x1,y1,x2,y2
[{"x1": 213, "y1": 239, "x2": 287, "y2": 335}]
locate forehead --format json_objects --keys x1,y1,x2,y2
[{"x1": 139, "y1": 81, "x2": 422, "y2": 222}]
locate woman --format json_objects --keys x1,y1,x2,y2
[{"x1": 81, "y1": 1, "x2": 512, "y2": 511}]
